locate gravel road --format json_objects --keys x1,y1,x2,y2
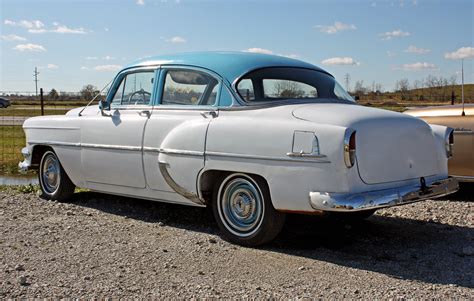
[{"x1": 1, "y1": 185, "x2": 473, "y2": 298}]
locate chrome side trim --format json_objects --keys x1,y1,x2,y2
[
  {"x1": 23, "y1": 126, "x2": 80, "y2": 130},
  {"x1": 81, "y1": 143, "x2": 141, "y2": 151},
  {"x1": 206, "y1": 151, "x2": 331, "y2": 163},
  {"x1": 286, "y1": 152, "x2": 328, "y2": 159},
  {"x1": 158, "y1": 161, "x2": 205, "y2": 205},
  {"x1": 452, "y1": 175, "x2": 474, "y2": 182},
  {"x1": 28, "y1": 140, "x2": 81, "y2": 147},
  {"x1": 309, "y1": 177, "x2": 459, "y2": 212},
  {"x1": 454, "y1": 129, "x2": 474, "y2": 135},
  {"x1": 143, "y1": 147, "x2": 204, "y2": 156}
]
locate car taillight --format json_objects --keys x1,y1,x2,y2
[
  {"x1": 344, "y1": 129, "x2": 356, "y2": 168},
  {"x1": 446, "y1": 128, "x2": 454, "y2": 158}
]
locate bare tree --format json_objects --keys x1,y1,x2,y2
[
  {"x1": 395, "y1": 78, "x2": 410, "y2": 100},
  {"x1": 354, "y1": 80, "x2": 366, "y2": 95},
  {"x1": 80, "y1": 84, "x2": 99, "y2": 101},
  {"x1": 48, "y1": 88, "x2": 59, "y2": 100}
]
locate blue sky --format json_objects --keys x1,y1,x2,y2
[{"x1": 0, "y1": 0, "x2": 472, "y2": 93}]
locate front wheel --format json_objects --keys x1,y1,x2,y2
[
  {"x1": 39, "y1": 150, "x2": 75, "y2": 201},
  {"x1": 212, "y1": 173, "x2": 285, "y2": 246}
]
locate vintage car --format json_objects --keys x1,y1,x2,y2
[
  {"x1": 19, "y1": 52, "x2": 458, "y2": 246},
  {"x1": 405, "y1": 104, "x2": 473, "y2": 182}
]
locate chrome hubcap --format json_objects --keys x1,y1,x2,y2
[
  {"x1": 219, "y1": 176, "x2": 264, "y2": 237},
  {"x1": 41, "y1": 153, "x2": 60, "y2": 194}
]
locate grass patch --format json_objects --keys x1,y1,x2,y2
[{"x1": 0, "y1": 125, "x2": 26, "y2": 174}]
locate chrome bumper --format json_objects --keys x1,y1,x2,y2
[
  {"x1": 18, "y1": 147, "x2": 31, "y2": 173},
  {"x1": 309, "y1": 177, "x2": 458, "y2": 212}
]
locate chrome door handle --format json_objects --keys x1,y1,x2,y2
[
  {"x1": 200, "y1": 111, "x2": 217, "y2": 118},
  {"x1": 138, "y1": 110, "x2": 151, "y2": 117}
]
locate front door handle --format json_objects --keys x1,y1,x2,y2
[
  {"x1": 200, "y1": 111, "x2": 217, "y2": 118},
  {"x1": 138, "y1": 110, "x2": 151, "y2": 117}
]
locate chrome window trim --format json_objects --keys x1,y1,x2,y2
[
  {"x1": 107, "y1": 67, "x2": 159, "y2": 110},
  {"x1": 158, "y1": 65, "x2": 223, "y2": 107}
]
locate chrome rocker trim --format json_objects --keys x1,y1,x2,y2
[{"x1": 309, "y1": 177, "x2": 458, "y2": 212}]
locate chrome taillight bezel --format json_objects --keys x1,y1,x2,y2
[
  {"x1": 344, "y1": 128, "x2": 356, "y2": 168},
  {"x1": 445, "y1": 128, "x2": 454, "y2": 158}
]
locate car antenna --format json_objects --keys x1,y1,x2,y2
[
  {"x1": 461, "y1": 59, "x2": 465, "y2": 116},
  {"x1": 78, "y1": 79, "x2": 113, "y2": 116}
]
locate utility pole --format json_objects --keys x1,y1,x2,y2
[
  {"x1": 34, "y1": 67, "x2": 40, "y2": 98},
  {"x1": 344, "y1": 73, "x2": 350, "y2": 92},
  {"x1": 461, "y1": 59, "x2": 465, "y2": 116}
]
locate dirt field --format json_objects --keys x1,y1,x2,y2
[{"x1": 0, "y1": 184, "x2": 473, "y2": 298}]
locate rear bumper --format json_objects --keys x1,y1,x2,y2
[{"x1": 309, "y1": 177, "x2": 458, "y2": 212}]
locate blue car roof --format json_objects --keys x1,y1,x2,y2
[{"x1": 124, "y1": 51, "x2": 331, "y2": 84}]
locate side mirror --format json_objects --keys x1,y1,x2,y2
[{"x1": 100, "y1": 99, "x2": 111, "y2": 116}]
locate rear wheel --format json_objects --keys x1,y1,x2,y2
[
  {"x1": 212, "y1": 173, "x2": 285, "y2": 246},
  {"x1": 39, "y1": 150, "x2": 75, "y2": 201}
]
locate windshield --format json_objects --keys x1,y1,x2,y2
[{"x1": 236, "y1": 67, "x2": 354, "y2": 103}]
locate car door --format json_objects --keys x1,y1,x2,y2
[
  {"x1": 422, "y1": 114, "x2": 474, "y2": 177},
  {"x1": 143, "y1": 67, "x2": 220, "y2": 201},
  {"x1": 81, "y1": 68, "x2": 158, "y2": 188}
]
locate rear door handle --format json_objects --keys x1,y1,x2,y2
[{"x1": 138, "y1": 110, "x2": 151, "y2": 117}]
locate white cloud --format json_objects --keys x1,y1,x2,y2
[
  {"x1": 94, "y1": 64, "x2": 122, "y2": 72},
  {"x1": 244, "y1": 48, "x2": 298, "y2": 59},
  {"x1": 404, "y1": 45, "x2": 431, "y2": 54},
  {"x1": 80, "y1": 66, "x2": 88, "y2": 70},
  {"x1": 136, "y1": 0, "x2": 145, "y2": 5},
  {"x1": 29, "y1": 25, "x2": 87, "y2": 34},
  {"x1": 4, "y1": 19, "x2": 44, "y2": 29},
  {"x1": 167, "y1": 36, "x2": 186, "y2": 43},
  {"x1": 85, "y1": 56, "x2": 98, "y2": 60},
  {"x1": 103, "y1": 55, "x2": 115, "y2": 60},
  {"x1": 380, "y1": 29, "x2": 410, "y2": 40},
  {"x1": 47, "y1": 64, "x2": 58, "y2": 69},
  {"x1": 13, "y1": 43, "x2": 46, "y2": 52},
  {"x1": 396, "y1": 62, "x2": 437, "y2": 71},
  {"x1": 104, "y1": 27, "x2": 109, "y2": 32},
  {"x1": 314, "y1": 21, "x2": 356, "y2": 34},
  {"x1": 321, "y1": 57, "x2": 360, "y2": 66},
  {"x1": 0, "y1": 34, "x2": 26, "y2": 41},
  {"x1": 52, "y1": 25, "x2": 87, "y2": 34},
  {"x1": 245, "y1": 48, "x2": 274, "y2": 55},
  {"x1": 444, "y1": 47, "x2": 474, "y2": 60}
]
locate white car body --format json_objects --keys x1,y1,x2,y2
[{"x1": 19, "y1": 52, "x2": 457, "y2": 244}]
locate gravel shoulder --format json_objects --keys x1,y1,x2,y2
[{"x1": 1, "y1": 184, "x2": 473, "y2": 298}]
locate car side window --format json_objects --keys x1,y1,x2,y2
[
  {"x1": 263, "y1": 79, "x2": 317, "y2": 99},
  {"x1": 237, "y1": 79, "x2": 255, "y2": 101},
  {"x1": 161, "y1": 69, "x2": 219, "y2": 106},
  {"x1": 111, "y1": 71, "x2": 154, "y2": 107}
]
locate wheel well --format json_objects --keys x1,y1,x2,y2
[
  {"x1": 30, "y1": 145, "x2": 54, "y2": 169},
  {"x1": 198, "y1": 170, "x2": 271, "y2": 205}
]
